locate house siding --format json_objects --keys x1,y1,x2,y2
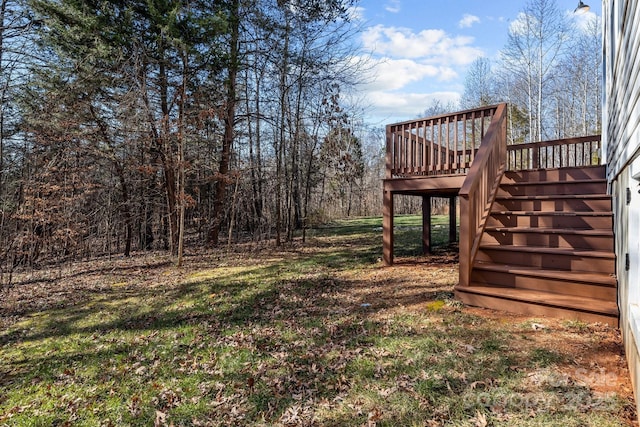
[
  {"x1": 604, "y1": 0, "x2": 640, "y2": 178},
  {"x1": 603, "y1": 0, "x2": 640, "y2": 415}
]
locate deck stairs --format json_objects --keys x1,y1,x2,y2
[{"x1": 454, "y1": 165, "x2": 618, "y2": 326}]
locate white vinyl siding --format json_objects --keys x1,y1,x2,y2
[
  {"x1": 604, "y1": 0, "x2": 640, "y2": 179},
  {"x1": 603, "y1": 0, "x2": 640, "y2": 415}
]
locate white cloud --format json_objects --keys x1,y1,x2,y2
[
  {"x1": 569, "y1": 9, "x2": 599, "y2": 33},
  {"x1": 508, "y1": 12, "x2": 530, "y2": 36},
  {"x1": 366, "y1": 91, "x2": 461, "y2": 121},
  {"x1": 459, "y1": 14, "x2": 480, "y2": 28},
  {"x1": 385, "y1": 0, "x2": 401, "y2": 13},
  {"x1": 364, "y1": 57, "x2": 458, "y2": 92},
  {"x1": 362, "y1": 25, "x2": 483, "y2": 64},
  {"x1": 509, "y1": 9, "x2": 598, "y2": 37},
  {"x1": 358, "y1": 24, "x2": 485, "y2": 123}
]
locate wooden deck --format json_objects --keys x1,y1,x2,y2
[
  {"x1": 383, "y1": 105, "x2": 615, "y2": 325},
  {"x1": 383, "y1": 105, "x2": 503, "y2": 264}
]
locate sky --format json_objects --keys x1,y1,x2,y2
[{"x1": 353, "y1": 0, "x2": 602, "y2": 126}]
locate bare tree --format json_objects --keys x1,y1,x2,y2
[
  {"x1": 0, "y1": 0, "x2": 33, "y2": 270},
  {"x1": 460, "y1": 57, "x2": 497, "y2": 109},
  {"x1": 551, "y1": 14, "x2": 602, "y2": 137},
  {"x1": 3, "y1": 0, "x2": 369, "y2": 269},
  {"x1": 501, "y1": 0, "x2": 569, "y2": 142}
]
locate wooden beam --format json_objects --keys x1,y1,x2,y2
[
  {"x1": 422, "y1": 196, "x2": 432, "y2": 254},
  {"x1": 383, "y1": 175, "x2": 466, "y2": 193},
  {"x1": 449, "y1": 196, "x2": 457, "y2": 243},
  {"x1": 383, "y1": 189, "x2": 394, "y2": 265}
]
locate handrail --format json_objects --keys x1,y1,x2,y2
[
  {"x1": 507, "y1": 135, "x2": 601, "y2": 170},
  {"x1": 458, "y1": 103, "x2": 508, "y2": 287},
  {"x1": 385, "y1": 105, "x2": 501, "y2": 179}
]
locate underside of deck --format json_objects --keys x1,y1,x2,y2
[{"x1": 383, "y1": 175, "x2": 462, "y2": 262}]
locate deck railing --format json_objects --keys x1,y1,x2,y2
[
  {"x1": 385, "y1": 105, "x2": 500, "y2": 179},
  {"x1": 507, "y1": 135, "x2": 601, "y2": 170},
  {"x1": 458, "y1": 103, "x2": 508, "y2": 287}
]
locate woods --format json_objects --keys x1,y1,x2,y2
[
  {"x1": 1, "y1": 1, "x2": 631, "y2": 424},
  {"x1": 463, "y1": 0, "x2": 602, "y2": 144},
  {"x1": 0, "y1": 0, "x2": 601, "y2": 273},
  {"x1": 0, "y1": 0, "x2": 382, "y2": 273}
]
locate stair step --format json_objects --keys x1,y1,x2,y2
[
  {"x1": 482, "y1": 227, "x2": 613, "y2": 251},
  {"x1": 500, "y1": 179, "x2": 606, "y2": 186},
  {"x1": 501, "y1": 166, "x2": 606, "y2": 183},
  {"x1": 476, "y1": 245, "x2": 614, "y2": 273},
  {"x1": 485, "y1": 226, "x2": 613, "y2": 235},
  {"x1": 492, "y1": 211, "x2": 613, "y2": 216},
  {"x1": 472, "y1": 261, "x2": 617, "y2": 293},
  {"x1": 497, "y1": 180, "x2": 607, "y2": 197},
  {"x1": 473, "y1": 262, "x2": 617, "y2": 287},
  {"x1": 487, "y1": 211, "x2": 612, "y2": 229},
  {"x1": 473, "y1": 261, "x2": 616, "y2": 285},
  {"x1": 471, "y1": 260, "x2": 617, "y2": 299},
  {"x1": 493, "y1": 194, "x2": 611, "y2": 212},
  {"x1": 454, "y1": 285, "x2": 618, "y2": 326},
  {"x1": 478, "y1": 244, "x2": 614, "y2": 258}
]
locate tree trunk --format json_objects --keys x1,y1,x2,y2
[
  {"x1": 209, "y1": 0, "x2": 239, "y2": 246},
  {"x1": 177, "y1": 50, "x2": 188, "y2": 267},
  {"x1": 275, "y1": 16, "x2": 291, "y2": 247}
]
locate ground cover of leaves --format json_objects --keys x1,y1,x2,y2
[{"x1": 0, "y1": 216, "x2": 637, "y2": 426}]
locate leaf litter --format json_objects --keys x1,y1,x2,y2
[{"x1": 0, "y1": 222, "x2": 637, "y2": 426}]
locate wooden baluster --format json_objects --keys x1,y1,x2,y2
[
  {"x1": 463, "y1": 113, "x2": 469, "y2": 168},
  {"x1": 392, "y1": 126, "x2": 396, "y2": 174},
  {"x1": 429, "y1": 121, "x2": 435, "y2": 173},
  {"x1": 401, "y1": 123, "x2": 406, "y2": 175},
  {"x1": 391, "y1": 126, "x2": 396, "y2": 175},
  {"x1": 422, "y1": 121, "x2": 428, "y2": 174},
  {"x1": 436, "y1": 118, "x2": 442, "y2": 173},
  {"x1": 411, "y1": 122, "x2": 420, "y2": 174},
  {"x1": 409, "y1": 123, "x2": 414, "y2": 174},
  {"x1": 454, "y1": 115, "x2": 459, "y2": 171},
  {"x1": 393, "y1": 126, "x2": 397, "y2": 176},
  {"x1": 472, "y1": 112, "x2": 477, "y2": 157},
  {"x1": 411, "y1": 122, "x2": 420, "y2": 173},
  {"x1": 445, "y1": 116, "x2": 451, "y2": 173},
  {"x1": 387, "y1": 127, "x2": 391, "y2": 176}
]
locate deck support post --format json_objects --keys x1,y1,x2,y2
[
  {"x1": 449, "y1": 196, "x2": 457, "y2": 244},
  {"x1": 422, "y1": 196, "x2": 432, "y2": 254},
  {"x1": 383, "y1": 188, "x2": 394, "y2": 265}
]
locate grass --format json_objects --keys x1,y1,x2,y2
[{"x1": 0, "y1": 216, "x2": 635, "y2": 426}]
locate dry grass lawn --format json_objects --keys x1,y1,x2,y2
[{"x1": 0, "y1": 216, "x2": 636, "y2": 426}]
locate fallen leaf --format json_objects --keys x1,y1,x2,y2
[
  {"x1": 469, "y1": 381, "x2": 486, "y2": 390},
  {"x1": 155, "y1": 410, "x2": 166, "y2": 426},
  {"x1": 472, "y1": 410, "x2": 488, "y2": 427}
]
